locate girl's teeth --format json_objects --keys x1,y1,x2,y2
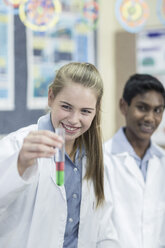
[{"x1": 63, "y1": 125, "x2": 77, "y2": 131}]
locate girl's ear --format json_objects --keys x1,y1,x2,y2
[
  {"x1": 48, "y1": 88, "x2": 55, "y2": 107},
  {"x1": 119, "y1": 98, "x2": 128, "y2": 116}
]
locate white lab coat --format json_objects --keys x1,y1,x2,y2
[
  {"x1": 0, "y1": 124, "x2": 119, "y2": 248},
  {"x1": 104, "y1": 134, "x2": 165, "y2": 248}
]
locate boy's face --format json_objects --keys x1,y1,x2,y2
[{"x1": 120, "y1": 90, "x2": 165, "y2": 144}]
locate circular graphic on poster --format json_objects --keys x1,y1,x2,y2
[
  {"x1": 19, "y1": 0, "x2": 61, "y2": 31},
  {"x1": 82, "y1": 0, "x2": 99, "y2": 30},
  {"x1": 157, "y1": 0, "x2": 165, "y2": 25},
  {"x1": 115, "y1": 0, "x2": 149, "y2": 33}
]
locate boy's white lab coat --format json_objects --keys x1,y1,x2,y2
[
  {"x1": 0, "y1": 124, "x2": 119, "y2": 248},
  {"x1": 104, "y1": 135, "x2": 165, "y2": 248}
]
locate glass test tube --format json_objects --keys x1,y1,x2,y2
[{"x1": 55, "y1": 128, "x2": 65, "y2": 186}]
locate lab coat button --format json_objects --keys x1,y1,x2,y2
[
  {"x1": 73, "y1": 193, "x2": 77, "y2": 199},
  {"x1": 69, "y1": 218, "x2": 73, "y2": 223},
  {"x1": 73, "y1": 167, "x2": 77, "y2": 172}
]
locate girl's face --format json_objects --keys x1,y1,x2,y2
[{"x1": 48, "y1": 82, "x2": 97, "y2": 149}]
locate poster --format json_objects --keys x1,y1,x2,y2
[
  {"x1": 115, "y1": 0, "x2": 149, "y2": 33},
  {"x1": 26, "y1": 1, "x2": 96, "y2": 110},
  {"x1": 136, "y1": 28, "x2": 165, "y2": 145},
  {"x1": 0, "y1": 1, "x2": 14, "y2": 110}
]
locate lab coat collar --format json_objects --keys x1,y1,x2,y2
[
  {"x1": 111, "y1": 127, "x2": 164, "y2": 159},
  {"x1": 38, "y1": 112, "x2": 54, "y2": 132},
  {"x1": 124, "y1": 155, "x2": 145, "y2": 187},
  {"x1": 111, "y1": 128, "x2": 165, "y2": 187},
  {"x1": 120, "y1": 154, "x2": 162, "y2": 188}
]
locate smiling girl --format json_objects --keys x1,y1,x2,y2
[{"x1": 0, "y1": 62, "x2": 119, "y2": 248}]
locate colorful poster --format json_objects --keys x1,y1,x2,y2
[
  {"x1": 26, "y1": 2, "x2": 96, "y2": 110},
  {"x1": 136, "y1": 28, "x2": 165, "y2": 145},
  {"x1": 115, "y1": 0, "x2": 149, "y2": 33},
  {"x1": 0, "y1": 2, "x2": 14, "y2": 110},
  {"x1": 19, "y1": 0, "x2": 62, "y2": 32}
]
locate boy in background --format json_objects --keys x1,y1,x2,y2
[{"x1": 104, "y1": 74, "x2": 165, "y2": 248}]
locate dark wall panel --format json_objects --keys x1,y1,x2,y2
[{"x1": 0, "y1": 16, "x2": 45, "y2": 134}]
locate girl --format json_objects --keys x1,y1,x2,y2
[{"x1": 0, "y1": 62, "x2": 119, "y2": 248}]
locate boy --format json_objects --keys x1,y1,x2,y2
[{"x1": 104, "y1": 74, "x2": 165, "y2": 248}]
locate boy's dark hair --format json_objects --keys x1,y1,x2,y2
[{"x1": 123, "y1": 74, "x2": 165, "y2": 105}]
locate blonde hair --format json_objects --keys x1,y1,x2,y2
[{"x1": 49, "y1": 62, "x2": 104, "y2": 207}]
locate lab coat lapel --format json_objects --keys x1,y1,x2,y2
[
  {"x1": 124, "y1": 155, "x2": 145, "y2": 188},
  {"x1": 146, "y1": 155, "x2": 162, "y2": 185},
  {"x1": 80, "y1": 156, "x2": 92, "y2": 218},
  {"x1": 47, "y1": 157, "x2": 66, "y2": 201}
]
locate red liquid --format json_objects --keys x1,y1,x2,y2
[{"x1": 56, "y1": 161, "x2": 64, "y2": 171}]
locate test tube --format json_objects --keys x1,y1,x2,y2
[{"x1": 55, "y1": 128, "x2": 65, "y2": 186}]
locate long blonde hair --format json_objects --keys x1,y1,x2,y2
[{"x1": 49, "y1": 62, "x2": 104, "y2": 207}]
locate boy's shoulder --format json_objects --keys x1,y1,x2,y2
[
  {"x1": 103, "y1": 128, "x2": 123, "y2": 152},
  {"x1": 103, "y1": 134, "x2": 117, "y2": 155},
  {"x1": 151, "y1": 141, "x2": 165, "y2": 157}
]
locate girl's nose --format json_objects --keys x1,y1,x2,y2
[{"x1": 67, "y1": 112, "x2": 80, "y2": 125}]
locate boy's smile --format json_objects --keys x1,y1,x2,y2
[{"x1": 121, "y1": 90, "x2": 165, "y2": 147}]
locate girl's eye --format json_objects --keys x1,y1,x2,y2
[
  {"x1": 81, "y1": 109, "x2": 92, "y2": 114},
  {"x1": 61, "y1": 105, "x2": 71, "y2": 110}
]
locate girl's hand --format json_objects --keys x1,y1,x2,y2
[{"x1": 17, "y1": 130, "x2": 63, "y2": 176}]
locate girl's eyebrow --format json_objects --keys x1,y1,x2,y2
[
  {"x1": 60, "y1": 101, "x2": 72, "y2": 106},
  {"x1": 82, "y1": 107, "x2": 95, "y2": 111},
  {"x1": 60, "y1": 101, "x2": 95, "y2": 110}
]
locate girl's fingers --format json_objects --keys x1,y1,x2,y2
[
  {"x1": 25, "y1": 130, "x2": 63, "y2": 148},
  {"x1": 22, "y1": 143, "x2": 56, "y2": 156},
  {"x1": 18, "y1": 130, "x2": 63, "y2": 174}
]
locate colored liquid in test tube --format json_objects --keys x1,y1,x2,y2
[{"x1": 55, "y1": 128, "x2": 65, "y2": 186}]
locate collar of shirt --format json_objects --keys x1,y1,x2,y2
[
  {"x1": 111, "y1": 127, "x2": 163, "y2": 163},
  {"x1": 38, "y1": 112, "x2": 55, "y2": 132}
]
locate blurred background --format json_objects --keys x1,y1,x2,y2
[{"x1": 0, "y1": 0, "x2": 165, "y2": 145}]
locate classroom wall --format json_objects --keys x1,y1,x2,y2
[
  {"x1": 0, "y1": 0, "x2": 163, "y2": 141},
  {"x1": 99, "y1": 0, "x2": 164, "y2": 142},
  {"x1": 98, "y1": 0, "x2": 120, "y2": 142}
]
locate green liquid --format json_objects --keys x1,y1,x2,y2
[{"x1": 56, "y1": 171, "x2": 64, "y2": 186}]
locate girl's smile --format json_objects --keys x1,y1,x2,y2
[
  {"x1": 48, "y1": 81, "x2": 97, "y2": 153},
  {"x1": 61, "y1": 123, "x2": 81, "y2": 133}
]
